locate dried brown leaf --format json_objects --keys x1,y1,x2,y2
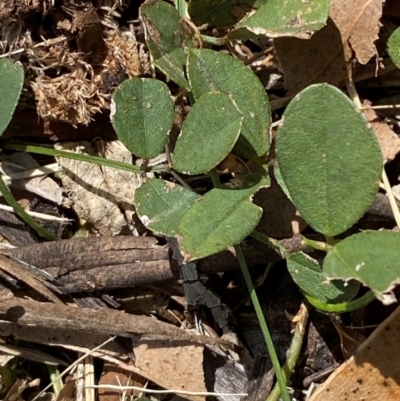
[
  {"x1": 56, "y1": 140, "x2": 141, "y2": 235},
  {"x1": 135, "y1": 337, "x2": 206, "y2": 401},
  {"x1": 363, "y1": 107, "x2": 400, "y2": 163},
  {"x1": 275, "y1": 0, "x2": 383, "y2": 93},
  {"x1": 98, "y1": 363, "x2": 146, "y2": 401},
  {"x1": 309, "y1": 306, "x2": 400, "y2": 401},
  {"x1": 330, "y1": 0, "x2": 383, "y2": 65}
]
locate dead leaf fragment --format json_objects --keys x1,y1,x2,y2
[
  {"x1": 98, "y1": 363, "x2": 146, "y2": 401},
  {"x1": 275, "y1": 0, "x2": 383, "y2": 94},
  {"x1": 56, "y1": 140, "x2": 141, "y2": 235},
  {"x1": 309, "y1": 306, "x2": 400, "y2": 401},
  {"x1": 363, "y1": 106, "x2": 400, "y2": 163},
  {"x1": 135, "y1": 337, "x2": 206, "y2": 401},
  {"x1": 330, "y1": 0, "x2": 382, "y2": 65}
]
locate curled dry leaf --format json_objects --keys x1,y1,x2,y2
[{"x1": 56, "y1": 140, "x2": 142, "y2": 235}]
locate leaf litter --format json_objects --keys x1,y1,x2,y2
[{"x1": 1, "y1": 0, "x2": 400, "y2": 400}]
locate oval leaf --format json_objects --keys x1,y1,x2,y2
[
  {"x1": 229, "y1": 0, "x2": 329, "y2": 40},
  {"x1": 323, "y1": 231, "x2": 400, "y2": 304},
  {"x1": 111, "y1": 78, "x2": 174, "y2": 159},
  {"x1": 187, "y1": 48, "x2": 270, "y2": 158},
  {"x1": 388, "y1": 26, "x2": 400, "y2": 69},
  {"x1": 140, "y1": 0, "x2": 189, "y2": 88},
  {"x1": 276, "y1": 83, "x2": 382, "y2": 237},
  {"x1": 287, "y1": 251, "x2": 359, "y2": 303},
  {"x1": 179, "y1": 174, "x2": 269, "y2": 261},
  {"x1": 188, "y1": 0, "x2": 268, "y2": 28},
  {"x1": 0, "y1": 58, "x2": 24, "y2": 136},
  {"x1": 173, "y1": 92, "x2": 242, "y2": 174},
  {"x1": 134, "y1": 179, "x2": 200, "y2": 237}
]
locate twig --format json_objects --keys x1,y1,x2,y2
[
  {"x1": 0, "y1": 204, "x2": 70, "y2": 222},
  {"x1": 87, "y1": 384, "x2": 247, "y2": 397}
]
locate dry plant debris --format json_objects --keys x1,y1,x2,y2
[
  {"x1": 309, "y1": 306, "x2": 400, "y2": 401},
  {"x1": 1, "y1": 0, "x2": 150, "y2": 126},
  {"x1": 275, "y1": 0, "x2": 384, "y2": 94},
  {"x1": 55, "y1": 140, "x2": 141, "y2": 235}
]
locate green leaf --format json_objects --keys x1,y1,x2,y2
[
  {"x1": 323, "y1": 231, "x2": 400, "y2": 304},
  {"x1": 276, "y1": 83, "x2": 382, "y2": 237},
  {"x1": 287, "y1": 251, "x2": 359, "y2": 303},
  {"x1": 140, "y1": 0, "x2": 189, "y2": 88},
  {"x1": 187, "y1": 48, "x2": 270, "y2": 159},
  {"x1": 188, "y1": 0, "x2": 268, "y2": 28},
  {"x1": 0, "y1": 58, "x2": 24, "y2": 136},
  {"x1": 173, "y1": 92, "x2": 243, "y2": 174},
  {"x1": 134, "y1": 179, "x2": 200, "y2": 237},
  {"x1": 229, "y1": 0, "x2": 329, "y2": 40},
  {"x1": 387, "y1": 27, "x2": 400, "y2": 69},
  {"x1": 179, "y1": 174, "x2": 269, "y2": 261},
  {"x1": 111, "y1": 78, "x2": 174, "y2": 159},
  {"x1": 273, "y1": 163, "x2": 292, "y2": 201}
]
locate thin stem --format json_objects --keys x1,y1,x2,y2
[
  {"x1": 305, "y1": 291, "x2": 376, "y2": 313},
  {"x1": 301, "y1": 236, "x2": 333, "y2": 252},
  {"x1": 201, "y1": 35, "x2": 226, "y2": 46},
  {"x1": 266, "y1": 303, "x2": 309, "y2": 401},
  {"x1": 209, "y1": 168, "x2": 222, "y2": 188},
  {"x1": 46, "y1": 364, "x2": 63, "y2": 396},
  {"x1": 2, "y1": 142, "x2": 167, "y2": 174},
  {"x1": 174, "y1": 0, "x2": 186, "y2": 17},
  {"x1": 250, "y1": 229, "x2": 288, "y2": 259},
  {"x1": 208, "y1": 168, "x2": 290, "y2": 400},
  {"x1": 235, "y1": 245, "x2": 291, "y2": 401},
  {"x1": 324, "y1": 235, "x2": 337, "y2": 247},
  {"x1": 0, "y1": 173, "x2": 55, "y2": 240}
]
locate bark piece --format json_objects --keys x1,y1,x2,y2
[
  {"x1": 0, "y1": 236, "x2": 323, "y2": 293},
  {"x1": 0, "y1": 209, "x2": 38, "y2": 246},
  {"x1": 0, "y1": 298, "x2": 232, "y2": 349},
  {"x1": 0, "y1": 254, "x2": 62, "y2": 304}
]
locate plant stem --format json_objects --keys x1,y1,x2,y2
[
  {"x1": 235, "y1": 244, "x2": 291, "y2": 401},
  {"x1": 174, "y1": 0, "x2": 186, "y2": 17},
  {"x1": 266, "y1": 303, "x2": 309, "y2": 401},
  {"x1": 46, "y1": 364, "x2": 63, "y2": 396},
  {"x1": 250, "y1": 229, "x2": 289, "y2": 258},
  {"x1": 324, "y1": 235, "x2": 337, "y2": 246},
  {"x1": 2, "y1": 142, "x2": 167, "y2": 174},
  {"x1": 209, "y1": 168, "x2": 290, "y2": 401},
  {"x1": 305, "y1": 290, "x2": 376, "y2": 313},
  {"x1": 209, "y1": 168, "x2": 221, "y2": 188},
  {"x1": 301, "y1": 236, "x2": 333, "y2": 252},
  {"x1": 201, "y1": 35, "x2": 226, "y2": 46},
  {"x1": 0, "y1": 173, "x2": 55, "y2": 240}
]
